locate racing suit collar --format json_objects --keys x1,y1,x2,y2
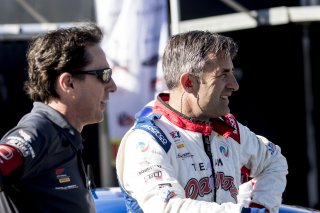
[{"x1": 154, "y1": 93, "x2": 235, "y2": 137}]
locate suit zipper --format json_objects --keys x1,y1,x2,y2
[{"x1": 202, "y1": 135, "x2": 217, "y2": 202}]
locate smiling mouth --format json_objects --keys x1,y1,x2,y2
[{"x1": 220, "y1": 96, "x2": 230, "y2": 105}]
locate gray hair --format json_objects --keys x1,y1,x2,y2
[{"x1": 162, "y1": 30, "x2": 238, "y2": 89}]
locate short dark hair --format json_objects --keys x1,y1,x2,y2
[{"x1": 24, "y1": 22, "x2": 103, "y2": 102}]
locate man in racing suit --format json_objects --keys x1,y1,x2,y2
[{"x1": 116, "y1": 30, "x2": 288, "y2": 213}]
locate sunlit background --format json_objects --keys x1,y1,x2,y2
[{"x1": 0, "y1": 0, "x2": 319, "y2": 209}]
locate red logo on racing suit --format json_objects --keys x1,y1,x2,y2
[
  {"x1": 215, "y1": 172, "x2": 238, "y2": 201},
  {"x1": 185, "y1": 176, "x2": 213, "y2": 199},
  {"x1": 222, "y1": 114, "x2": 240, "y2": 143},
  {"x1": 184, "y1": 172, "x2": 238, "y2": 201}
]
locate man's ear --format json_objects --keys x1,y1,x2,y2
[
  {"x1": 181, "y1": 73, "x2": 193, "y2": 92},
  {"x1": 58, "y1": 72, "x2": 74, "y2": 91}
]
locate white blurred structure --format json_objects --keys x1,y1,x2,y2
[{"x1": 95, "y1": 0, "x2": 168, "y2": 186}]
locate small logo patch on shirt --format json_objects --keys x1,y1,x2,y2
[
  {"x1": 136, "y1": 141, "x2": 149, "y2": 152},
  {"x1": 55, "y1": 168, "x2": 71, "y2": 184},
  {"x1": 59, "y1": 177, "x2": 71, "y2": 183},
  {"x1": 161, "y1": 189, "x2": 175, "y2": 203}
]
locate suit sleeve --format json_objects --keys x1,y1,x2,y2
[{"x1": 238, "y1": 124, "x2": 288, "y2": 213}]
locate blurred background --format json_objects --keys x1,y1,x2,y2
[{"x1": 0, "y1": 0, "x2": 319, "y2": 210}]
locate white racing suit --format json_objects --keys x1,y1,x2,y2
[{"x1": 116, "y1": 94, "x2": 288, "y2": 213}]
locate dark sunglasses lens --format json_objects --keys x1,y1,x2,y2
[{"x1": 101, "y1": 69, "x2": 112, "y2": 83}]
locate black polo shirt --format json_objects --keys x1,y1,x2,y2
[{"x1": 1, "y1": 102, "x2": 96, "y2": 213}]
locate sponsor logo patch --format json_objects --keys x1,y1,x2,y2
[
  {"x1": 177, "y1": 152, "x2": 193, "y2": 160},
  {"x1": 161, "y1": 189, "x2": 175, "y2": 203},
  {"x1": 55, "y1": 168, "x2": 72, "y2": 184},
  {"x1": 137, "y1": 165, "x2": 162, "y2": 176},
  {"x1": 176, "y1": 143, "x2": 185, "y2": 149},
  {"x1": 0, "y1": 146, "x2": 13, "y2": 163},
  {"x1": 218, "y1": 141, "x2": 229, "y2": 158},
  {"x1": 144, "y1": 171, "x2": 162, "y2": 183},
  {"x1": 266, "y1": 142, "x2": 276, "y2": 155},
  {"x1": 136, "y1": 141, "x2": 149, "y2": 152},
  {"x1": 169, "y1": 131, "x2": 181, "y2": 139},
  {"x1": 141, "y1": 124, "x2": 168, "y2": 146},
  {"x1": 6, "y1": 130, "x2": 35, "y2": 158}
]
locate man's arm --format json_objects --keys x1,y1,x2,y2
[
  {"x1": 239, "y1": 125, "x2": 288, "y2": 213},
  {"x1": 0, "y1": 144, "x2": 23, "y2": 189}
]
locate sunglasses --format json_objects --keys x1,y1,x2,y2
[{"x1": 69, "y1": 68, "x2": 112, "y2": 83}]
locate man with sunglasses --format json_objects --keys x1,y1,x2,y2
[{"x1": 0, "y1": 22, "x2": 117, "y2": 213}]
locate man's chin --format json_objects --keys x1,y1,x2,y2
[{"x1": 220, "y1": 108, "x2": 230, "y2": 116}]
